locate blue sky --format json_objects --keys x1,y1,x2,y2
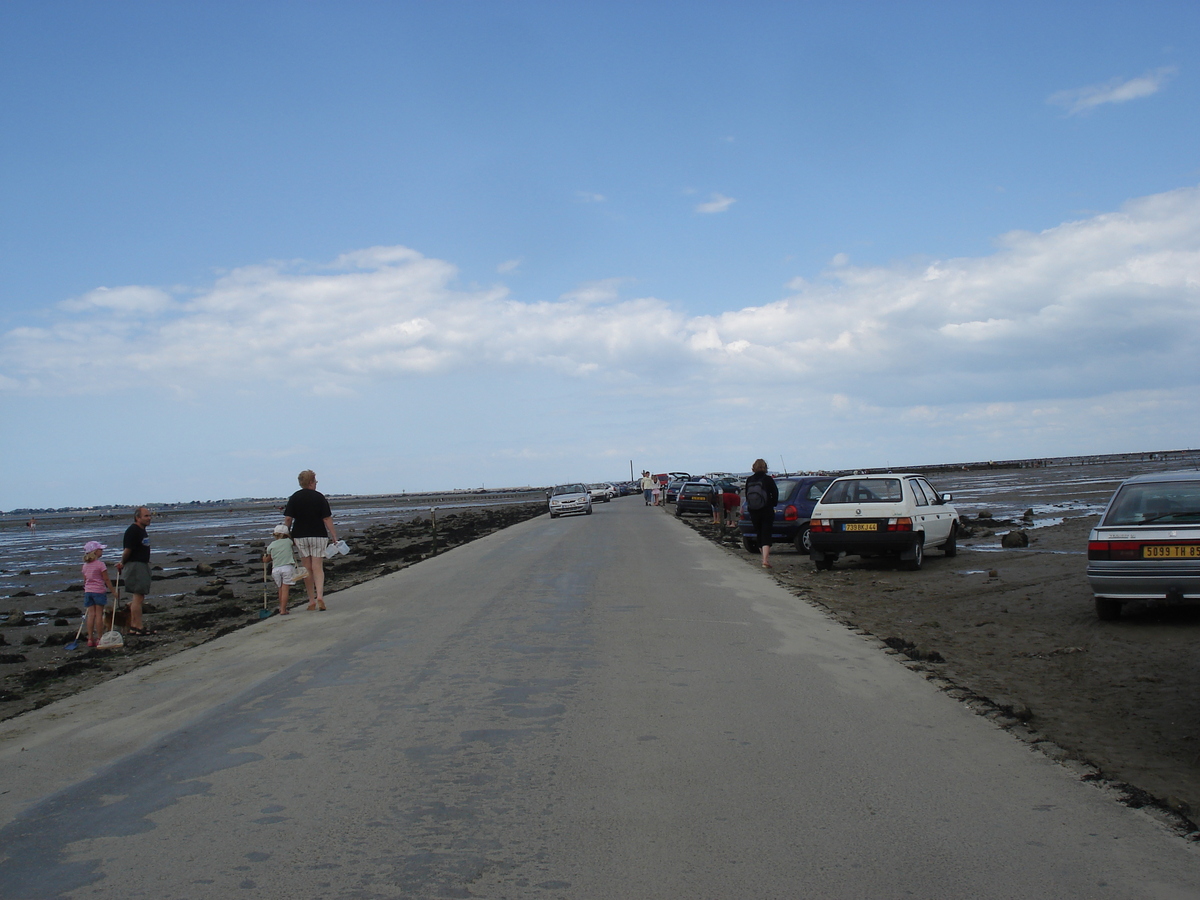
[{"x1": 2, "y1": 1, "x2": 1199, "y2": 509}]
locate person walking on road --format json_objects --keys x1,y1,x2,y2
[
  {"x1": 263, "y1": 524, "x2": 300, "y2": 616},
  {"x1": 744, "y1": 459, "x2": 779, "y2": 568},
  {"x1": 117, "y1": 506, "x2": 155, "y2": 634},
  {"x1": 640, "y1": 471, "x2": 656, "y2": 505},
  {"x1": 284, "y1": 469, "x2": 339, "y2": 611}
]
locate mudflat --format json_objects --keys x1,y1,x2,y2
[{"x1": 680, "y1": 457, "x2": 1200, "y2": 830}]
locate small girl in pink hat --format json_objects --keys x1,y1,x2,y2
[{"x1": 82, "y1": 541, "x2": 116, "y2": 647}]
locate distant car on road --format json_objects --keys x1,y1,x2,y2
[
  {"x1": 739, "y1": 476, "x2": 833, "y2": 553},
  {"x1": 1087, "y1": 470, "x2": 1200, "y2": 620},
  {"x1": 808, "y1": 474, "x2": 959, "y2": 570},
  {"x1": 548, "y1": 483, "x2": 593, "y2": 518},
  {"x1": 588, "y1": 483, "x2": 614, "y2": 503}
]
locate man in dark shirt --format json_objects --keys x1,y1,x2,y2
[{"x1": 118, "y1": 506, "x2": 153, "y2": 634}]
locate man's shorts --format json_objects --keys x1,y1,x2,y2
[
  {"x1": 122, "y1": 560, "x2": 152, "y2": 595},
  {"x1": 84, "y1": 592, "x2": 108, "y2": 608},
  {"x1": 293, "y1": 537, "x2": 328, "y2": 559},
  {"x1": 272, "y1": 564, "x2": 299, "y2": 587}
]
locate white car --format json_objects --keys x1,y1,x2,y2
[
  {"x1": 549, "y1": 483, "x2": 593, "y2": 518},
  {"x1": 587, "y1": 483, "x2": 614, "y2": 503},
  {"x1": 808, "y1": 474, "x2": 959, "y2": 570}
]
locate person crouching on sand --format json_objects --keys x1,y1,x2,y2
[
  {"x1": 81, "y1": 541, "x2": 116, "y2": 647},
  {"x1": 263, "y1": 524, "x2": 300, "y2": 615}
]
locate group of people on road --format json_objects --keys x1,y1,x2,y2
[
  {"x1": 80, "y1": 468, "x2": 341, "y2": 636},
  {"x1": 642, "y1": 459, "x2": 780, "y2": 569}
]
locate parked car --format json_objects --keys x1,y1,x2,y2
[
  {"x1": 587, "y1": 483, "x2": 614, "y2": 503},
  {"x1": 808, "y1": 474, "x2": 959, "y2": 570},
  {"x1": 675, "y1": 480, "x2": 718, "y2": 517},
  {"x1": 548, "y1": 483, "x2": 593, "y2": 518},
  {"x1": 1086, "y1": 470, "x2": 1200, "y2": 620},
  {"x1": 664, "y1": 477, "x2": 689, "y2": 504},
  {"x1": 739, "y1": 476, "x2": 834, "y2": 553}
]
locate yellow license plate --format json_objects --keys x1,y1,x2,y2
[
  {"x1": 844, "y1": 523, "x2": 877, "y2": 532},
  {"x1": 1142, "y1": 545, "x2": 1200, "y2": 559}
]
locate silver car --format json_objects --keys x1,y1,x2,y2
[
  {"x1": 548, "y1": 483, "x2": 593, "y2": 518},
  {"x1": 1086, "y1": 470, "x2": 1200, "y2": 620}
]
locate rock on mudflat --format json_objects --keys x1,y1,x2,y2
[{"x1": 1001, "y1": 530, "x2": 1029, "y2": 548}]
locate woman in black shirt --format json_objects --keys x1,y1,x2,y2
[{"x1": 744, "y1": 458, "x2": 779, "y2": 568}]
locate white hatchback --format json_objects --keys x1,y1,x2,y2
[{"x1": 808, "y1": 474, "x2": 959, "y2": 570}]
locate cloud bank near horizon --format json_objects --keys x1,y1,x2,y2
[{"x1": 4, "y1": 185, "x2": 1198, "y2": 418}]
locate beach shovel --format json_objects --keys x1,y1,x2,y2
[
  {"x1": 65, "y1": 616, "x2": 86, "y2": 651},
  {"x1": 259, "y1": 559, "x2": 273, "y2": 619},
  {"x1": 98, "y1": 570, "x2": 124, "y2": 650}
]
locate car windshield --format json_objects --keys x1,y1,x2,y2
[
  {"x1": 552, "y1": 484, "x2": 586, "y2": 496},
  {"x1": 1102, "y1": 481, "x2": 1200, "y2": 525},
  {"x1": 821, "y1": 478, "x2": 903, "y2": 504}
]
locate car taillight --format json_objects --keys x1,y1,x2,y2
[
  {"x1": 1088, "y1": 541, "x2": 1140, "y2": 560},
  {"x1": 811, "y1": 519, "x2": 832, "y2": 533},
  {"x1": 784, "y1": 505, "x2": 798, "y2": 522},
  {"x1": 886, "y1": 517, "x2": 913, "y2": 532}
]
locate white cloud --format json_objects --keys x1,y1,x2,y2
[
  {"x1": 497, "y1": 258, "x2": 522, "y2": 274},
  {"x1": 695, "y1": 193, "x2": 736, "y2": 214},
  {"x1": 1048, "y1": 66, "x2": 1177, "y2": 115},
  {"x1": 576, "y1": 191, "x2": 606, "y2": 203},
  {"x1": 4, "y1": 186, "x2": 1200, "y2": 434},
  {"x1": 60, "y1": 285, "x2": 174, "y2": 314}
]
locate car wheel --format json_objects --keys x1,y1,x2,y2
[
  {"x1": 1095, "y1": 598, "x2": 1122, "y2": 621},
  {"x1": 813, "y1": 554, "x2": 834, "y2": 571},
  {"x1": 742, "y1": 537, "x2": 759, "y2": 553},
  {"x1": 550, "y1": 511, "x2": 558, "y2": 518},
  {"x1": 904, "y1": 538, "x2": 924, "y2": 571},
  {"x1": 586, "y1": 506, "x2": 593, "y2": 515},
  {"x1": 794, "y1": 525, "x2": 812, "y2": 554},
  {"x1": 942, "y1": 524, "x2": 958, "y2": 557},
  {"x1": 674, "y1": 507, "x2": 682, "y2": 517}
]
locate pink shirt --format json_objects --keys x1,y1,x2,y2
[{"x1": 82, "y1": 559, "x2": 109, "y2": 594}]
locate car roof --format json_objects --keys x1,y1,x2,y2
[
  {"x1": 1115, "y1": 469, "x2": 1200, "y2": 485},
  {"x1": 828, "y1": 473, "x2": 922, "y2": 480}
]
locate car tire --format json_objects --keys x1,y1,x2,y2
[
  {"x1": 794, "y1": 525, "x2": 812, "y2": 554},
  {"x1": 904, "y1": 538, "x2": 924, "y2": 571},
  {"x1": 942, "y1": 524, "x2": 958, "y2": 557},
  {"x1": 742, "y1": 537, "x2": 759, "y2": 553},
  {"x1": 813, "y1": 554, "x2": 834, "y2": 571},
  {"x1": 586, "y1": 506, "x2": 593, "y2": 515},
  {"x1": 1095, "y1": 597, "x2": 1122, "y2": 621},
  {"x1": 674, "y1": 507, "x2": 682, "y2": 517},
  {"x1": 550, "y1": 511, "x2": 558, "y2": 518}
]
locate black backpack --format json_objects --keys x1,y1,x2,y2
[{"x1": 746, "y1": 479, "x2": 769, "y2": 511}]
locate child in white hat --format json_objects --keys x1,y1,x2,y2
[{"x1": 262, "y1": 525, "x2": 303, "y2": 616}]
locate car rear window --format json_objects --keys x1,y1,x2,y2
[
  {"x1": 1103, "y1": 481, "x2": 1200, "y2": 526},
  {"x1": 821, "y1": 478, "x2": 903, "y2": 504}
]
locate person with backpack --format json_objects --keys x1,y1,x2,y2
[{"x1": 744, "y1": 458, "x2": 779, "y2": 568}]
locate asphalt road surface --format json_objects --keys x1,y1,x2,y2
[{"x1": 2, "y1": 499, "x2": 1198, "y2": 899}]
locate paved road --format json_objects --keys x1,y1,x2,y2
[{"x1": 1, "y1": 498, "x2": 1198, "y2": 898}]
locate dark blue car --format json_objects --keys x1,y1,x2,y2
[{"x1": 739, "y1": 476, "x2": 834, "y2": 554}]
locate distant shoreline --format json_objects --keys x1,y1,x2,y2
[
  {"x1": 5, "y1": 447, "x2": 1199, "y2": 518},
  {"x1": 0, "y1": 488, "x2": 549, "y2": 526}
]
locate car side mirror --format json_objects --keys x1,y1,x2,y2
[{"x1": 938, "y1": 493, "x2": 952, "y2": 504}]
